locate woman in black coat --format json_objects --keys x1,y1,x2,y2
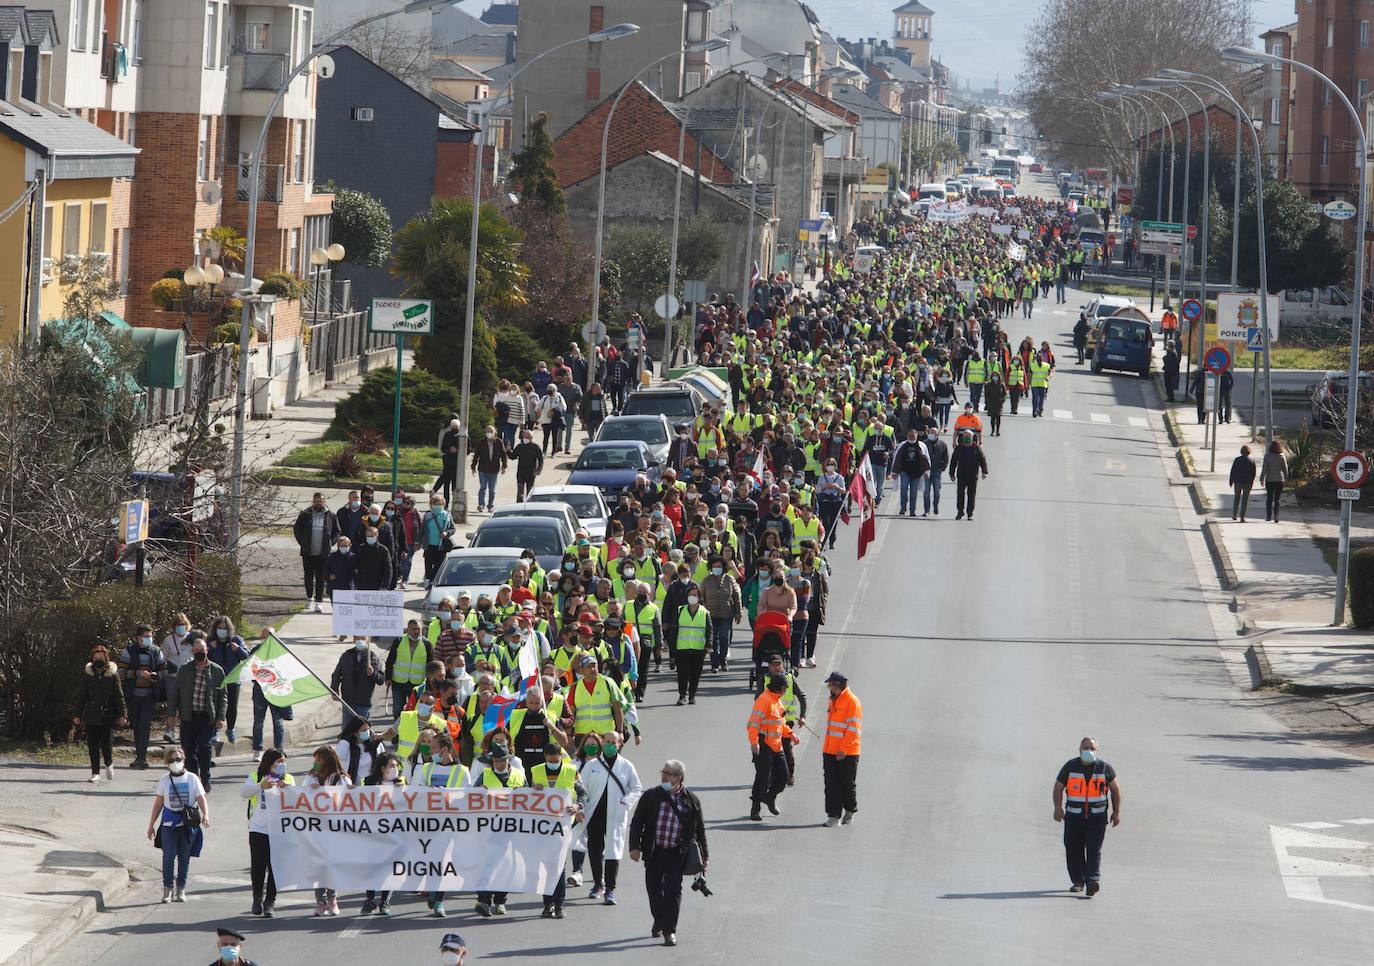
[{"x1": 75, "y1": 644, "x2": 127, "y2": 782}]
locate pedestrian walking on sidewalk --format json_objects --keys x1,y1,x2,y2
[
  {"x1": 822, "y1": 671, "x2": 861, "y2": 826},
  {"x1": 1162, "y1": 343, "x2": 1180, "y2": 402},
  {"x1": 75, "y1": 644, "x2": 127, "y2": 783},
  {"x1": 434, "y1": 419, "x2": 462, "y2": 503},
  {"x1": 511, "y1": 429, "x2": 545, "y2": 502},
  {"x1": 949, "y1": 430, "x2": 988, "y2": 521},
  {"x1": 1052, "y1": 737, "x2": 1122, "y2": 898},
  {"x1": 1260, "y1": 440, "x2": 1288, "y2": 522},
  {"x1": 1229, "y1": 445, "x2": 1256, "y2": 522},
  {"x1": 242, "y1": 748, "x2": 293, "y2": 917},
  {"x1": 1219, "y1": 369, "x2": 1234, "y2": 423},
  {"x1": 118, "y1": 626, "x2": 165, "y2": 769},
  {"x1": 470, "y1": 427, "x2": 508, "y2": 513},
  {"x1": 293, "y1": 492, "x2": 339, "y2": 613}
]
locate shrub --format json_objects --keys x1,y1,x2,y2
[
  {"x1": 150, "y1": 277, "x2": 186, "y2": 309},
  {"x1": 329, "y1": 367, "x2": 463, "y2": 445},
  {"x1": 212, "y1": 322, "x2": 240, "y2": 345},
  {"x1": 1349, "y1": 546, "x2": 1374, "y2": 628},
  {"x1": 9, "y1": 556, "x2": 242, "y2": 740},
  {"x1": 1283, "y1": 424, "x2": 1325, "y2": 482},
  {"x1": 347, "y1": 426, "x2": 388, "y2": 455},
  {"x1": 493, "y1": 325, "x2": 546, "y2": 385},
  {"x1": 161, "y1": 268, "x2": 187, "y2": 280},
  {"x1": 325, "y1": 443, "x2": 366, "y2": 479},
  {"x1": 259, "y1": 271, "x2": 305, "y2": 300}
]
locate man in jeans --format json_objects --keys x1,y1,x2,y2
[
  {"x1": 293, "y1": 492, "x2": 339, "y2": 614},
  {"x1": 923, "y1": 429, "x2": 948, "y2": 517},
  {"x1": 251, "y1": 680, "x2": 293, "y2": 758},
  {"x1": 118, "y1": 624, "x2": 166, "y2": 768},
  {"x1": 469, "y1": 425, "x2": 508, "y2": 513},
  {"x1": 175, "y1": 634, "x2": 225, "y2": 791},
  {"x1": 889, "y1": 429, "x2": 930, "y2": 518},
  {"x1": 555, "y1": 372, "x2": 583, "y2": 455},
  {"x1": 698, "y1": 556, "x2": 741, "y2": 673}
]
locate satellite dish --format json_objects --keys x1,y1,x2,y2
[
  {"x1": 746, "y1": 153, "x2": 769, "y2": 179},
  {"x1": 201, "y1": 181, "x2": 222, "y2": 205},
  {"x1": 316, "y1": 54, "x2": 336, "y2": 80}
]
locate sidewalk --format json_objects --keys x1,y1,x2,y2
[
  {"x1": 1159, "y1": 376, "x2": 1374, "y2": 713},
  {"x1": 0, "y1": 824, "x2": 128, "y2": 966}
]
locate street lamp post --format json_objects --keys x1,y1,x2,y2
[
  {"x1": 452, "y1": 23, "x2": 640, "y2": 519},
  {"x1": 1131, "y1": 86, "x2": 1189, "y2": 321},
  {"x1": 1102, "y1": 89, "x2": 1172, "y2": 308},
  {"x1": 227, "y1": 0, "x2": 462, "y2": 553},
  {"x1": 1223, "y1": 46, "x2": 1369, "y2": 624},
  {"x1": 1155, "y1": 67, "x2": 1275, "y2": 450},
  {"x1": 586, "y1": 38, "x2": 729, "y2": 392}
]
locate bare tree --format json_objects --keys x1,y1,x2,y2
[
  {"x1": 340, "y1": 19, "x2": 433, "y2": 93},
  {"x1": 1018, "y1": 0, "x2": 1253, "y2": 171}
]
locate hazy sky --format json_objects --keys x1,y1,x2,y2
[{"x1": 451, "y1": 0, "x2": 1295, "y2": 91}]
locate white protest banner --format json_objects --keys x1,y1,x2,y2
[
  {"x1": 1007, "y1": 242, "x2": 1026, "y2": 262},
  {"x1": 992, "y1": 224, "x2": 1014, "y2": 236},
  {"x1": 955, "y1": 279, "x2": 978, "y2": 294},
  {"x1": 331, "y1": 590, "x2": 405, "y2": 636},
  {"x1": 266, "y1": 785, "x2": 574, "y2": 892},
  {"x1": 974, "y1": 206, "x2": 997, "y2": 218},
  {"x1": 1003, "y1": 206, "x2": 1023, "y2": 219},
  {"x1": 1017, "y1": 229, "x2": 1032, "y2": 240}
]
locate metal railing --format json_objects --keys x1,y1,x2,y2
[
  {"x1": 138, "y1": 347, "x2": 237, "y2": 426},
  {"x1": 302, "y1": 275, "x2": 353, "y2": 317},
  {"x1": 237, "y1": 161, "x2": 284, "y2": 203},
  {"x1": 240, "y1": 51, "x2": 287, "y2": 91},
  {"x1": 306, "y1": 311, "x2": 392, "y2": 377}
]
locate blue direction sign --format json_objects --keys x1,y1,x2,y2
[
  {"x1": 1246, "y1": 327, "x2": 1266, "y2": 352},
  {"x1": 799, "y1": 219, "x2": 824, "y2": 231},
  {"x1": 1204, "y1": 345, "x2": 1232, "y2": 375},
  {"x1": 1180, "y1": 298, "x2": 1203, "y2": 322}
]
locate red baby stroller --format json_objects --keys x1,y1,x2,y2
[{"x1": 750, "y1": 611, "x2": 791, "y2": 690}]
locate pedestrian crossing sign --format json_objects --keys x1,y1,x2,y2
[{"x1": 1246, "y1": 327, "x2": 1265, "y2": 352}]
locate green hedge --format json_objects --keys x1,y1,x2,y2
[
  {"x1": 7, "y1": 556, "x2": 243, "y2": 740},
  {"x1": 1348, "y1": 546, "x2": 1374, "y2": 628}
]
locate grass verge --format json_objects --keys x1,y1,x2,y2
[
  {"x1": 281, "y1": 441, "x2": 444, "y2": 475},
  {"x1": 0, "y1": 738, "x2": 98, "y2": 765}
]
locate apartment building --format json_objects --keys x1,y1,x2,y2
[
  {"x1": 1289, "y1": 0, "x2": 1366, "y2": 203},
  {"x1": 19, "y1": 0, "x2": 332, "y2": 356}
]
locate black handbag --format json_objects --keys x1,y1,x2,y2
[{"x1": 170, "y1": 777, "x2": 202, "y2": 828}]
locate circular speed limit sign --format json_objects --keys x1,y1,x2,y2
[{"x1": 1331, "y1": 450, "x2": 1370, "y2": 487}]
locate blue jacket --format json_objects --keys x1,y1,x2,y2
[{"x1": 208, "y1": 635, "x2": 250, "y2": 680}]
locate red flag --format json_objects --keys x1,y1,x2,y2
[{"x1": 853, "y1": 455, "x2": 876, "y2": 559}]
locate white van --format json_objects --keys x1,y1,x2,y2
[
  {"x1": 1278, "y1": 287, "x2": 1355, "y2": 327},
  {"x1": 917, "y1": 182, "x2": 949, "y2": 201}
]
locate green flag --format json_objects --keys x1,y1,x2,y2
[{"x1": 224, "y1": 633, "x2": 330, "y2": 708}]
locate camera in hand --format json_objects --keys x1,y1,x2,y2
[{"x1": 691, "y1": 874, "x2": 713, "y2": 898}]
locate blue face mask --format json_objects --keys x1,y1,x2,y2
[
  {"x1": 216, "y1": 628, "x2": 229, "y2": 640},
  {"x1": 175, "y1": 625, "x2": 188, "y2": 636},
  {"x1": 353, "y1": 640, "x2": 368, "y2": 652},
  {"x1": 1080, "y1": 749, "x2": 1097, "y2": 765},
  {"x1": 358, "y1": 730, "x2": 371, "y2": 743},
  {"x1": 220, "y1": 948, "x2": 240, "y2": 963},
  {"x1": 270, "y1": 763, "x2": 286, "y2": 778},
  {"x1": 660, "y1": 780, "x2": 676, "y2": 793},
  {"x1": 416, "y1": 704, "x2": 432, "y2": 718},
  {"x1": 366, "y1": 537, "x2": 378, "y2": 546},
  {"x1": 438, "y1": 610, "x2": 452, "y2": 621}
]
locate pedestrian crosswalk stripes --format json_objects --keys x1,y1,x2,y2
[
  {"x1": 1128, "y1": 416, "x2": 1149, "y2": 428},
  {"x1": 1053, "y1": 409, "x2": 1073, "y2": 420},
  {"x1": 1044, "y1": 410, "x2": 1151, "y2": 427},
  {"x1": 1090, "y1": 413, "x2": 1111, "y2": 424}
]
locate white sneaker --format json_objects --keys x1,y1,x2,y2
[
  {"x1": 566, "y1": 870, "x2": 583, "y2": 886},
  {"x1": 824, "y1": 817, "x2": 840, "y2": 827},
  {"x1": 172, "y1": 886, "x2": 186, "y2": 902},
  {"x1": 161, "y1": 887, "x2": 173, "y2": 903},
  {"x1": 88, "y1": 773, "x2": 101, "y2": 783},
  {"x1": 841, "y1": 810, "x2": 855, "y2": 825},
  {"x1": 312, "y1": 601, "x2": 322, "y2": 613},
  {"x1": 104, "y1": 764, "x2": 114, "y2": 781}
]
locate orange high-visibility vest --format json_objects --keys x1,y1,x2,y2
[
  {"x1": 823, "y1": 688, "x2": 862, "y2": 756},
  {"x1": 1063, "y1": 764, "x2": 1109, "y2": 814},
  {"x1": 747, "y1": 690, "x2": 794, "y2": 752}
]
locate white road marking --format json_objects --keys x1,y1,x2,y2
[
  {"x1": 1343, "y1": 818, "x2": 1374, "y2": 825},
  {"x1": 1053, "y1": 409, "x2": 1073, "y2": 420},
  {"x1": 338, "y1": 923, "x2": 365, "y2": 940},
  {"x1": 1128, "y1": 416, "x2": 1148, "y2": 428},
  {"x1": 1090, "y1": 412, "x2": 1111, "y2": 424},
  {"x1": 1270, "y1": 823, "x2": 1374, "y2": 913}
]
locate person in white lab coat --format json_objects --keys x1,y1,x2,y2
[{"x1": 566, "y1": 730, "x2": 641, "y2": 906}]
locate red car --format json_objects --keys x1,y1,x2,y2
[{"x1": 1029, "y1": 162, "x2": 1044, "y2": 173}]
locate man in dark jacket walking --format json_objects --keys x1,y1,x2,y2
[
  {"x1": 1162, "y1": 343, "x2": 1181, "y2": 402},
  {"x1": 1073, "y1": 314, "x2": 1091, "y2": 364},
  {"x1": 949, "y1": 430, "x2": 989, "y2": 521},
  {"x1": 628, "y1": 758, "x2": 708, "y2": 947},
  {"x1": 510, "y1": 429, "x2": 544, "y2": 502},
  {"x1": 889, "y1": 429, "x2": 930, "y2": 517},
  {"x1": 434, "y1": 419, "x2": 463, "y2": 502},
  {"x1": 1229, "y1": 444, "x2": 1256, "y2": 521},
  {"x1": 293, "y1": 492, "x2": 339, "y2": 613},
  {"x1": 330, "y1": 638, "x2": 386, "y2": 731},
  {"x1": 470, "y1": 427, "x2": 508, "y2": 512},
  {"x1": 352, "y1": 526, "x2": 393, "y2": 591}
]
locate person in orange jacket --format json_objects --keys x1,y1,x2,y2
[
  {"x1": 747, "y1": 674, "x2": 797, "y2": 822},
  {"x1": 821, "y1": 670, "x2": 862, "y2": 827},
  {"x1": 952, "y1": 403, "x2": 983, "y2": 443}
]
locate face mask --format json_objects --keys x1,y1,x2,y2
[
  {"x1": 622, "y1": 569, "x2": 635, "y2": 579},
  {"x1": 603, "y1": 745, "x2": 619, "y2": 759},
  {"x1": 169, "y1": 761, "x2": 185, "y2": 775},
  {"x1": 660, "y1": 780, "x2": 676, "y2": 793},
  {"x1": 350, "y1": 500, "x2": 361, "y2": 510},
  {"x1": 140, "y1": 635, "x2": 153, "y2": 647},
  {"x1": 220, "y1": 948, "x2": 240, "y2": 963},
  {"x1": 450, "y1": 620, "x2": 462, "y2": 630},
  {"x1": 385, "y1": 508, "x2": 395, "y2": 518},
  {"x1": 271, "y1": 762, "x2": 286, "y2": 778},
  {"x1": 1080, "y1": 749, "x2": 1097, "y2": 765},
  {"x1": 366, "y1": 536, "x2": 378, "y2": 546},
  {"x1": 678, "y1": 576, "x2": 690, "y2": 585},
  {"x1": 584, "y1": 743, "x2": 601, "y2": 757},
  {"x1": 175, "y1": 625, "x2": 188, "y2": 636},
  {"x1": 442, "y1": 953, "x2": 462, "y2": 966},
  {"x1": 438, "y1": 610, "x2": 452, "y2": 621},
  {"x1": 216, "y1": 628, "x2": 229, "y2": 640},
  {"x1": 788, "y1": 567, "x2": 800, "y2": 577},
  {"x1": 486, "y1": 430, "x2": 496, "y2": 439},
  {"x1": 563, "y1": 562, "x2": 575, "y2": 572},
  {"x1": 340, "y1": 546, "x2": 351, "y2": 555},
  {"x1": 92, "y1": 658, "x2": 107, "y2": 671},
  {"x1": 772, "y1": 576, "x2": 785, "y2": 587},
  {"x1": 416, "y1": 703, "x2": 432, "y2": 718},
  {"x1": 353, "y1": 640, "x2": 368, "y2": 651},
  {"x1": 384, "y1": 765, "x2": 400, "y2": 782},
  {"x1": 687, "y1": 595, "x2": 699, "y2": 606},
  {"x1": 358, "y1": 730, "x2": 371, "y2": 743},
  {"x1": 711, "y1": 566, "x2": 723, "y2": 576},
  {"x1": 193, "y1": 651, "x2": 208, "y2": 663}
]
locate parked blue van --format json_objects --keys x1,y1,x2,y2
[{"x1": 1090, "y1": 307, "x2": 1154, "y2": 378}]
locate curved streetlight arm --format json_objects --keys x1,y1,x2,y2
[
  {"x1": 454, "y1": 26, "x2": 640, "y2": 512},
  {"x1": 1158, "y1": 69, "x2": 1274, "y2": 449},
  {"x1": 229, "y1": 1, "x2": 462, "y2": 550}
]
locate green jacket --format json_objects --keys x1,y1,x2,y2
[{"x1": 176, "y1": 660, "x2": 227, "y2": 721}]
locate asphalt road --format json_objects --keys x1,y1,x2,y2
[{"x1": 33, "y1": 181, "x2": 1374, "y2": 964}]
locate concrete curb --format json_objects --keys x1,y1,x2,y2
[
  {"x1": 1243, "y1": 641, "x2": 1276, "y2": 690},
  {"x1": 1161, "y1": 406, "x2": 1183, "y2": 447},
  {"x1": 1188, "y1": 478, "x2": 1211, "y2": 514},
  {"x1": 3, "y1": 847, "x2": 129, "y2": 966},
  {"x1": 1176, "y1": 446, "x2": 1196, "y2": 477},
  {"x1": 1201, "y1": 519, "x2": 1239, "y2": 590}
]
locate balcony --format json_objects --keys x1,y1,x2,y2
[
  {"x1": 240, "y1": 51, "x2": 287, "y2": 91},
  {"x1": 237, "y1": 161, "x2": 285, "y2": 203}
]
